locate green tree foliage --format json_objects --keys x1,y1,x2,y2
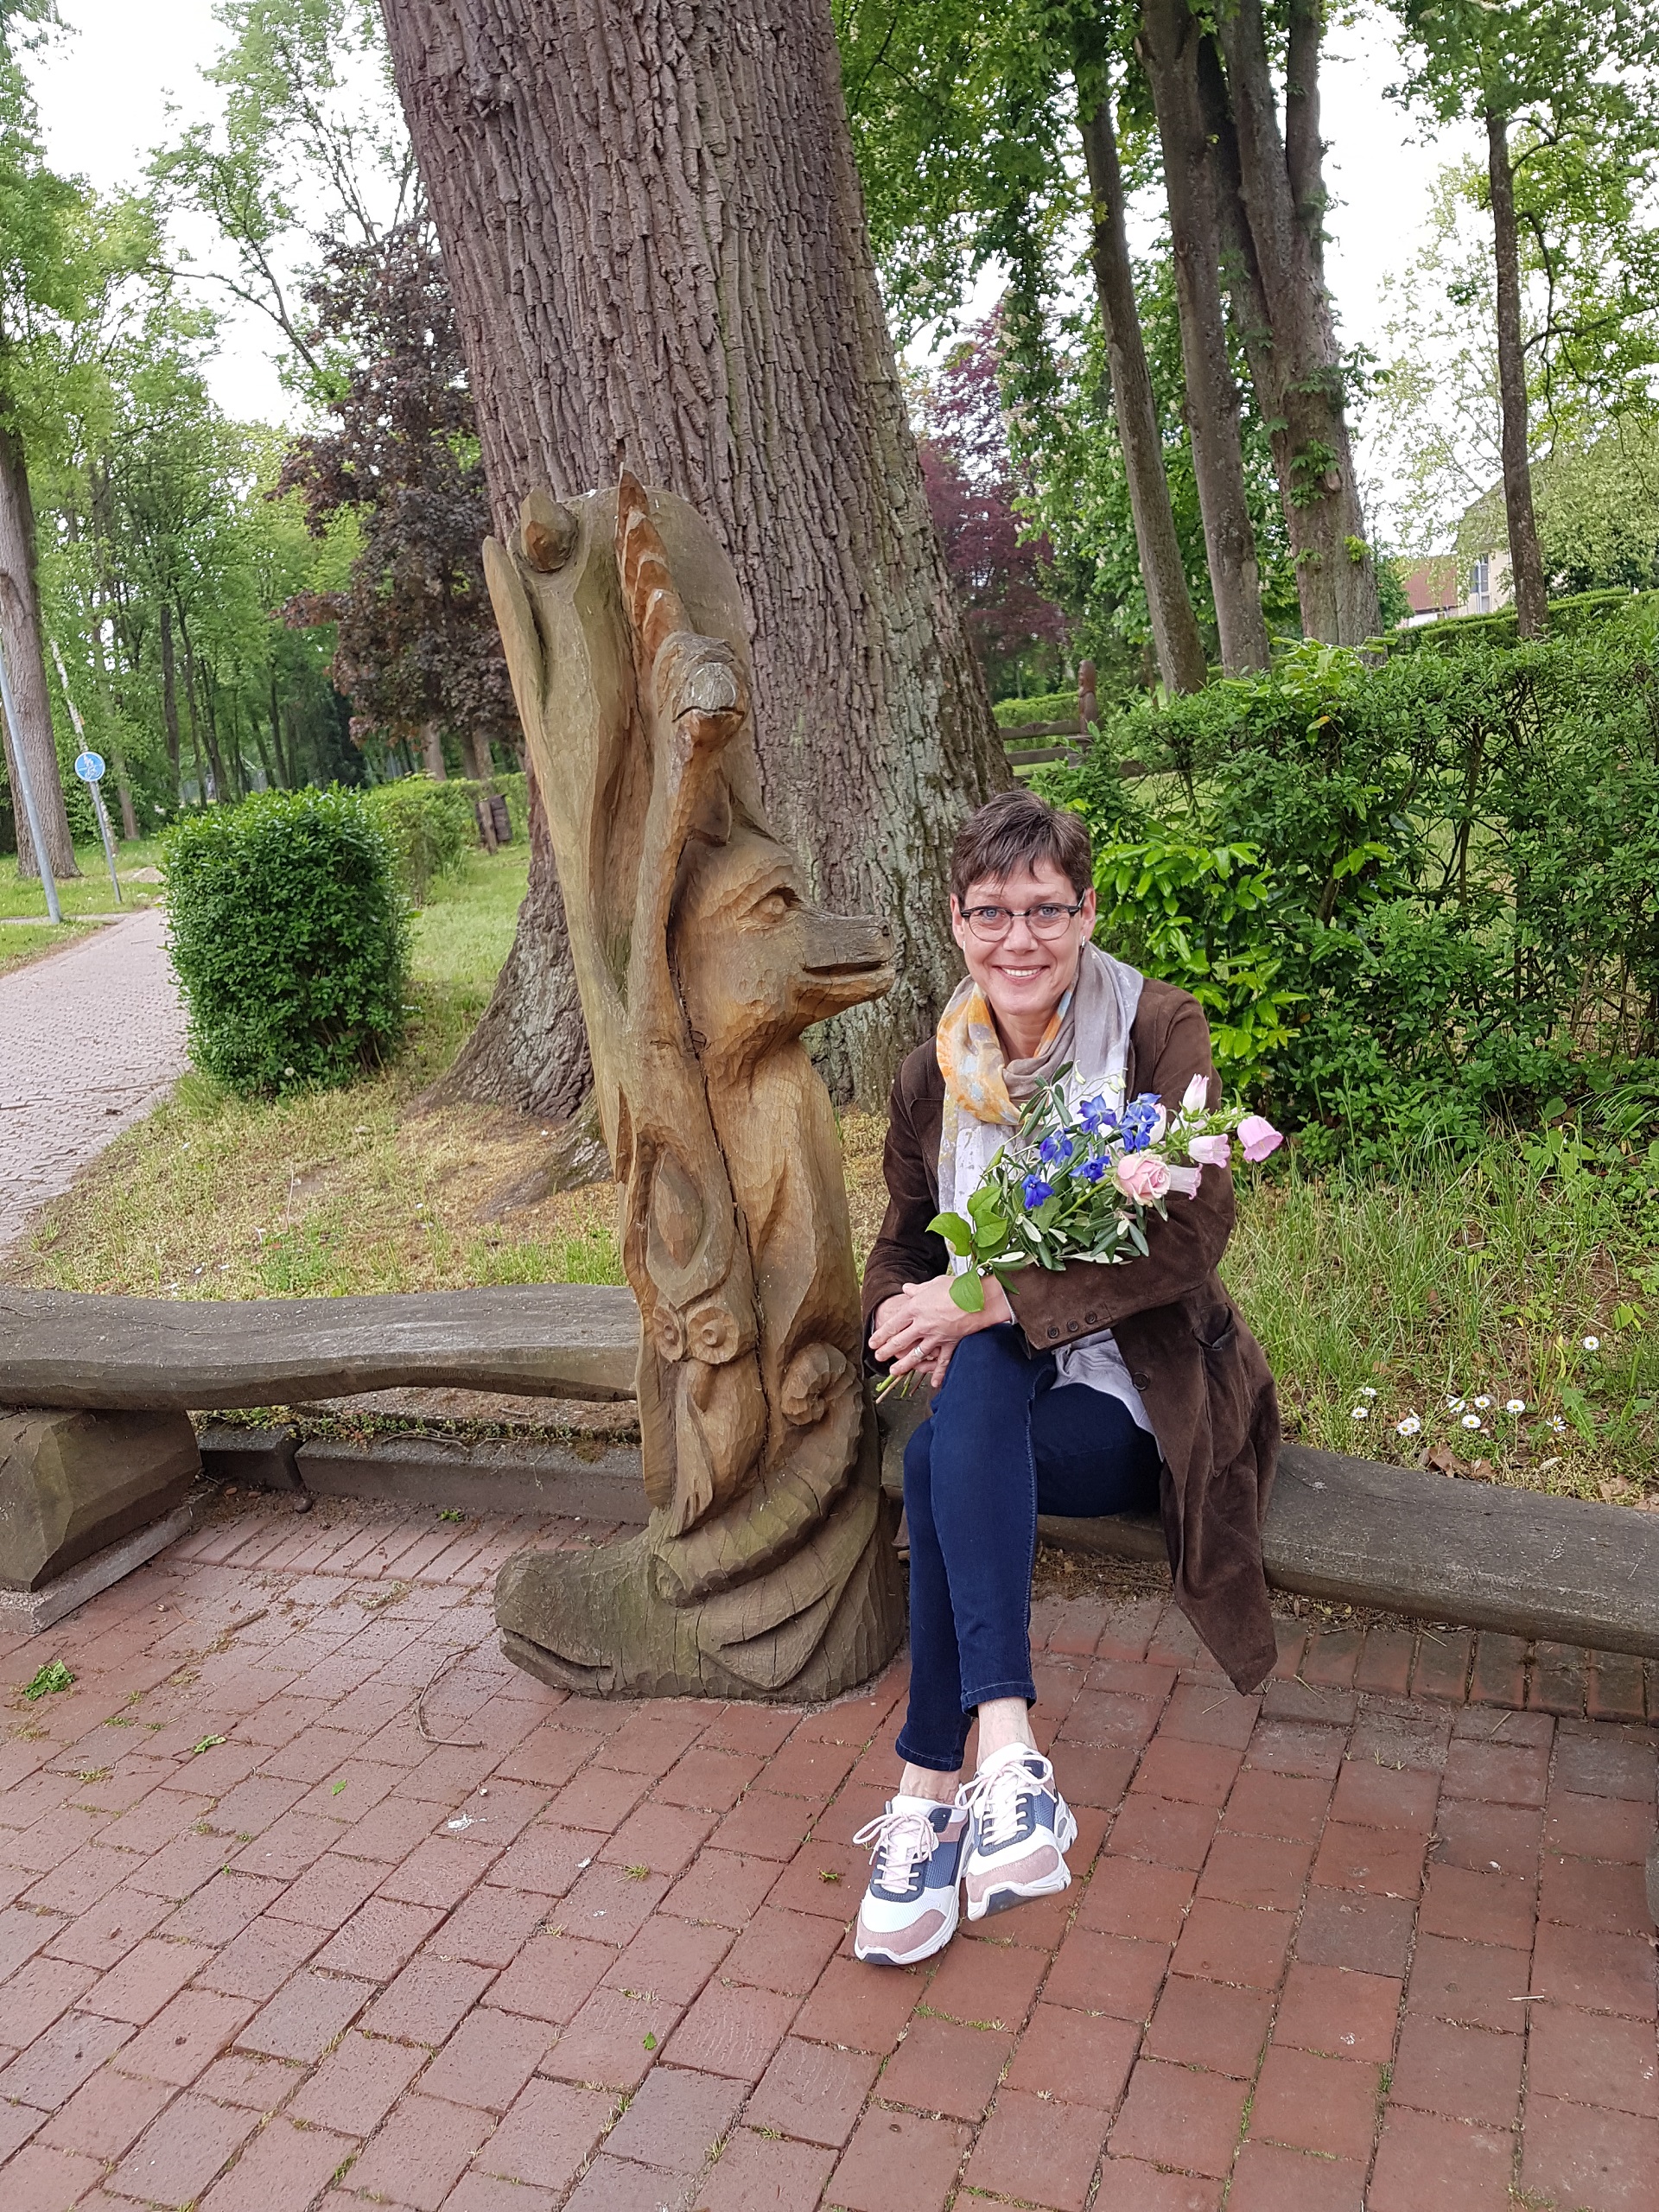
[
  {"x1": 165, "y1": 785, "x2": 410, "y2": 1094},
  {"x1": 1389, "y1": 0, "x2": 1659, "y2": 629},
  {"x1": 1007, "y1": 247, "x2": 1300, "y2": 683},
  {"x1": 151, "y1": 0, "x2": 416, "y2": 402},
  {"x1": 36, "y1": 296, "x2": 359, "y2": 827}
]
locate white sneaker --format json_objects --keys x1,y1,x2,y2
[
  {"x1": 851, "y1": 1797, "x2": 969, "y2": 1966},
  {"x1": 959, "y1": 1745, "x2": 1078, "y2": 1921}
]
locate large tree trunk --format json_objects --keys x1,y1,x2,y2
[
  {"x1": 1485, "y1": 106, "x2": 1548, "y2": 639},
  {"x1": 160, "y1": 602, "x2": 183, "y2": 799},
  {"x1": 420, "y1": 717, "x2": 448, "y2": 779},
  {"x1": 1076, "y1": 79, "x2": 1208, "y2": 695},
  {"x1": 0, "y1": 415, "x2": 79, "y2": 877},
  {"x1": 379, "y1": 0, "x2": 1007, "y2": 1109},
  {"x1": 1137, "y1": 0, "x2": 1271, "y2": 676},
  {"x1": 1211, "y1": 0, "x2": 1379, "y2": 645}
]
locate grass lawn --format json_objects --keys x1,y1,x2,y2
[
  {"x1": 7, "y1": 837, "x2": 1655, "y2": 1510},
  {"x1": 0, "y1": 835, "x2": 167, "y2": 975}
]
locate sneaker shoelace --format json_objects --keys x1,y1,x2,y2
[
  {"x1": 852, "y1": 1805, "x2": 940, "y2": 1891},
  {"x1": 959, "y1": 1751, "x2": 1055, "y2": 1853}
]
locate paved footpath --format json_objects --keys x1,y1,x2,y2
[
  {"x1": 0, "y1": 907, "x2": 187, "y2": 1255},
  {"x1": 1, "y1": 1494, "x2": 1655, "y2": 2212}
]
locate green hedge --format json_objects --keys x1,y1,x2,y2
[
  {"x1": 1376, "y1": 586, "x2": 1656, "y2": 659},
  {"x1": 361, "y1": 772, "x2": 529, "y2": 902},
  {"x1": 164, "y1": 787, "x2": 410, "y2": 1096},
  {"x1": 362, "y1": 777, "x2": 478, "y2": 904},
  {"x1": 1048, "y1": 606, "x2": 1659, "y2": 1161},
  {"x1": 993, "y1": 690, "x2": 1082, "y2": 728}
]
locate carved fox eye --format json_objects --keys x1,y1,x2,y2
[{"x1": 756, "y1": 886, "x2": 799, "y2": 920}]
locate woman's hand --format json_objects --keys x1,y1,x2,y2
[{"x1": 869, "y1": 1274, "x2": 1013, "y2": 1390}]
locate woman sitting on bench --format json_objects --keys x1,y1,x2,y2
[{"x1": 854, "y1": 789, "x2": 1280, "y2": 1966}]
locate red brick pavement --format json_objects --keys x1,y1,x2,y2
[{"x1": 1, "y1": 1493, "x2": 1656, "y2": 2211}]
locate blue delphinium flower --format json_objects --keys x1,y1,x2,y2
[
  {"x1": 1039, "y1": 1129, "x2": 1075, "y2": 1167},
  {"x1": 1119, "y1": 1092, "x2": 1164, "y2": 1153},
  {"x1": 1079, "y1": 1156, "x2": 1107, "y2": 1184},
  {"x1": 1021, "y1": 1173, "x2": 1054, "y2": 1208},
  {"x1": 1079, "y1": 1096, "x2": 1117, "y2": 1135}
]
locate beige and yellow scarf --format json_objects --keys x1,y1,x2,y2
[{"x1": 936, "y1": 940, "x2": 1145, "y2": 1217}]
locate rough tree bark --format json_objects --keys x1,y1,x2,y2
[
  {"x1": 378, "y1": 0, "x2": 1007, "y2": 1112},
  {"x1": 1211, "y1": 0, "x2": 1379, "y2": 645},
  {"x1": 161, "y1": 605, "x2": 183, "y2": 800},
  {"x1": 1485, "y1": 106, "x2": 1548, "y2": 639},
  {"x1": 1076, "y1": 81, "x2": 1208, "y2": 695},
  {"x1": 1137, "y1": 0, "x2": 1271, "y2": 675},
  {"x1": 419, "y1": 718, "x2": 448, "y2": 778},
  {"x1": 0, "y1": 415, "x2": 79, "y2": 877}
]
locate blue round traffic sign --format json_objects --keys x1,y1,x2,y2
[{"x1": 73, "y1": 751, "x2": 105, "y2": 783}]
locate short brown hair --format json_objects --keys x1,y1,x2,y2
[{"x1": 950, "y1": 790, "x2": 1093, "y2": 905}]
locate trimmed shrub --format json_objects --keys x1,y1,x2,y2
[
  {"x1": 492, "y1": 769, "x2": 529, "y2": 842},
  {"x1": 363, "y1": 775, "x2": 478, "y2": 904},
  {"x1": 993, "y1": 689, "x2": 1081, "y2": 728},
  {"x1": 165, "y1": 787, "x2": 410, "y2": 1096}
]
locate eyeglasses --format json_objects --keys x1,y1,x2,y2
[{"x1": 960, "y1": 900, "x2": 1086, "y2": 942}]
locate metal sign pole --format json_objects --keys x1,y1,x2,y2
[
  {"x1": 0, "y1": 629, "x2": 62, "y2": 925},
  {"x1": 51, "y1": 640, "x2": 120, "y2": 906}
]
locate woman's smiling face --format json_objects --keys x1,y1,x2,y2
[{"x1": 950, "y1": 859, "x2": 1097, "y2": 1046}]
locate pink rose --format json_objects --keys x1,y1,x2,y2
[
  {"x1": 1236, "y1": 1114, "x2": 1284, "y2": 1163},
  {"x1": 1187, "y1": 1132, "x2": 1232, "y2": 1167},
  {"x1": 1115, "y1": 1152, "x2": 1171, "y2": 1205}
]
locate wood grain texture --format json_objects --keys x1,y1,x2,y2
[
  {"x1": 0, "y1": 1286, "x2": 641, "y2": 1409},
  {"x1": 483, "y1": 475, "x2": 906, "y2": 1699}
]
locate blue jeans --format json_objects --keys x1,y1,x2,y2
[{"x1": 895, "y1": 1324, "x2": 1162, "y2": 1774}]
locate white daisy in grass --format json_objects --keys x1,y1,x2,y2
[
  {"x1": 1505, "y1": 1399, "x2": 1526, "y2": 1414},
  {"x1": 1396, "y1": 1414, "x2": 1422, "y2": 1436},
  {"x1": 1582, "y1": 1336, "x2": 1600, "y2": 1351},
  {"x1": 1461, "y1": 1414, "x2": 1483, "y2": 1430}
]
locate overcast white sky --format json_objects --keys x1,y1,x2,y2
[{"x1": 26, "y1": 0, "x2": 1477, "y2": 488}]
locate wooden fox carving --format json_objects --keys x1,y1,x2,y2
[{"x1": 482, "y1": 474, "x2": 906, "y2": 1699}]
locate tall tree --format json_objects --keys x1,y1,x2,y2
[
  {"x1": 1075, "y1": 56, "x2": 1209, "y2": 691},
  {"x1": 1137, "y1": 0, "x2": 1271, "y2": 671},
  {"x1": 0, "y1": 9, "x2": 84, "y2": 875},
  {"x1": 837, "y1": 0, "x2": 1211, "y2": 690},
  {"x1": 916, "y1": 316, "x2": 1072, "y2": 699},
  {"x1": 1198, "y1": 0, "x2": 1381, "y2": 647},
  {"x1": 378, "y1": 0, "x2": 1007, "y2": 1111},
  {"x1": 1391, "y1": 0, "x2": 1659, "y2": 637},
  {"x1": 153, "y1": 0, "x2": 419, "y2": 404},
  {"x1": 276, "y1": 219, "x2": 516, "y2": 779}
]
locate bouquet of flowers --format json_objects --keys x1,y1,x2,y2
[{"x1": 931, "y1": 1069, "x2": 1284, "y2": 1313}]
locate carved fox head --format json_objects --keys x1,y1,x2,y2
[{"x1": 676, "y1": 825, "x2": 893, "y2": 1084}]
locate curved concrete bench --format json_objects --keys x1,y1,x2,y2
[
  {"x1": 9, "y1": 1286, "x2": 1657, "y2": 1663},
  {"x1": 875, "y1": 1392, "x2": 1659, "y2": 1660}
]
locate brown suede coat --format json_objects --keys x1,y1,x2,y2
[{"x1": 861, "y1": 977, "x2": 1281, "y2": 1693}]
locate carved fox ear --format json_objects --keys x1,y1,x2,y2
[
  {"x1": 616, "y1": 468, "x2": 691, "y2": 663},
  {"x1": 520, "y1": 489, "x2": 578, "y2": 572},
  {"x1": 483, "y1": 535, "x2": 543, "y2": 740}
]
